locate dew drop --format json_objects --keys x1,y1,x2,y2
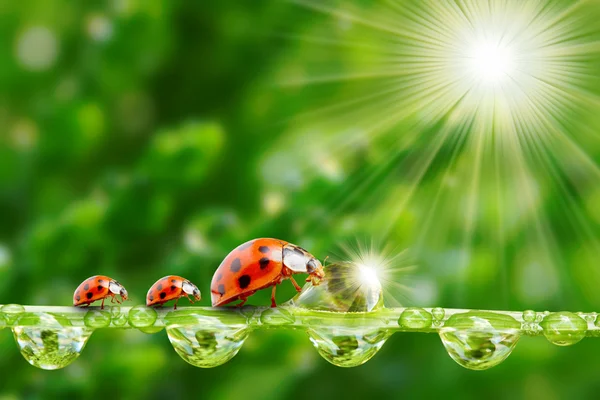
[
  {"x1": 439, "y1": 311, "x2": 521, "y2": 370},
  {"x1": 260, "y1": 307, "x2": 295, "y2": 325},
  {"x1": 165, "y1": 311, "x2": 249, "y2": 368},
  {"x1": 138, "y1": 326, "x2": 164, "y2": 334},
  {"x1": 439, "y1": 328, "x2": 520, "y2": 371},
  {"x1": 541, "y1": 311, "x2": 587, "y2": 346},
  {"x1": 431, "y1": 307, "x2": 445, "y2": 321},
  {"x1": 307, "y1": 327, "x2": 390, "y2": 367},
  {"x1": 2, "y1": 304, "x2": 25, "y2": 324},
  {"x1": 110, "y1": 306, "x2": 128, "y2": 327},
  {"x1": 522, "y1": 310, "x2": 536, "y2": 322},
  {"x1": 291, "y1": 261, "x2": 383, "y2": 312},
  {"x1": 399, "y1": 308, "x2": 433, "y2": 329},
  {"x1": 83, "y1": 310, "x2": 111, "y2": 329},
  {"x1": 128, "y1": 305, "x2": 158, "y2": 328},
  {"x1": 12, "y1": 313, "x2": 91, "y2": 370}
]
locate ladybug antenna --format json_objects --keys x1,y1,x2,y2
[{"x1": 323, "y1": 255, "x2": 330, "y2": 267}]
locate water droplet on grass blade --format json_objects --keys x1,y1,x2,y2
[
  {"x1": 399, "y1": 308, "x2": 432, "y2": 329},
  {"x1": 13, "y1": 313, "x2": 91, "y2": 370},
  {"x1": 110, "y1": 306, "x2": 128, "y2": 327},
  {"x1": 291, "y1": 261, "x2": 383, "y2": 312},
  {"x1": 165, "y1": 310, "x2": 249, "y2": 368},
  {"x1": 128, "y1": 305, "x2": 158, "y2": 328},
  {"x1": 307, "y1": 327, "x2": 390, "y2": 367},
  {"x1": 439, "y1": 311, "x2": 521, "y2": 370},
  {"x1": 2, "y1": 304, "x2": 25, "y2": 324},
  {"x1": 439, "y1": 328, "x2": 520, "y2": 371},
  {"x1": 541, "y1": 312, "x2": 587, "y2": 346},
  {"x1": 83, "y1": 309, "x2": 111, "y2": 329}
]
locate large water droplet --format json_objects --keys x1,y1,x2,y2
[
  {"x1": 13, "y1": 313, "x2": 91, "y2": 370},
  {"x1": 128, "y1": 305, "x2": 158, "y2": 328},
  {"x1": 541, "y1": 312, "x2": 587, "y2": 346},
  {"x1": 83, "y1": 309, "x2": 111, "y2": 329},
  {"x1": 307, "y1": 327, "x2": 390, "y2": 367},
  {"x1": 439, "y1": 328, "x2": 520, "y2": 371},
  {"x1": 439, "y1": 311, "x2": 521, "y2": 370},
  {"x1": 399, "y1": 308, "x2": 432, "y2": 330},
  {"x1": 165, "y1": 310, "x2": 249, "y2": 368},
  {"x1": 291, "y1": 261, "x2": 384, "y2": 312},
  {"x1": 2, "y1": 304, "x2": 25, "y2": 325}
]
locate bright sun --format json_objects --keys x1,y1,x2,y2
[{"x1": 468, "y1": 40, "x2": 515, "y2": 84}]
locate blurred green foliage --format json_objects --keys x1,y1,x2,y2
[{"x1": 2, "y1": 0, "x2": 600, "y2": 399}]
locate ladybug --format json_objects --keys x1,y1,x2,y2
[
  {"x1": 146, "y1": 275, "x2": 201, "y2": 309},
  {"x1": 73, "y1": 275, "x2": 128, "y2": 309},
  {"x1": 210, "y1": 238, "x2": 325, "y2": 308}
]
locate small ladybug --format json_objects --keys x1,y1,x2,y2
[
  {"x1": 210, "y1": 238, "x2": 325, "y2": 308},
  {"x1": 73, "y1": 275, "x2": 128, "y2": 309},
  {"x1": 146, "y1": 275, "x2": 201, "y2": 309}
]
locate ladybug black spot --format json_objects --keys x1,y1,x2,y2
[
  {"x1": 238, "y1": 275, "x2": 251, "y2": 289},
  {"x1": 149, "y1": 295, "x2": 154, "y2": 301},
  {"x1": 230, "y1": 258, "x2": 242, "y2": 272},
  {"x1": 171, "y1": 285, "x2": 177, "y2": 291},
  {"x1": 97, "y1": 285, "x2": 103, "y2": 291},
  {"x1": 216, "y1": 273, "x2": 223, "y2": 281},
  {"x1": 159, "y1": 292, "x2": 167, "y2": 299},
  {"x1": 86, "y1": 292, "x2": 93, "y2": 299},
  {"x1": 157, "y1": 283, "x2": 163, "y2": 291},
  {"x1": 83, "y1": 283, "x2": 90, "y2": 291},
  {"x1": 258, "y1": 246, "x2": 270, "y2": 254},
  {"x1": 171, "y1": 279, "x2": 177, "y2": 284},
  {"x1": 98, "y1": 279, "x2": 104, "y2": 283},
  {"x1": 217, "y1": 284, "x2": 225, "y2": 295},
  {"x1": 259, "y1": 257, "x2": 270, "y2": 269},
  {"x1": 75, "y1": 295, "x2": 81, "y2": 301}
]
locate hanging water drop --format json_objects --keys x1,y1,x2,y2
[
  {"x1": 439, "y1": 311, "x2": 521, "y2": 370},
  {"x1": 165, "y1": 310, "x2": 249, "y2": 368},
  {"x1": 439, "y1": 328, "x2": 520, "y2": 370},
  {"x1": 12, "y1": 312, "x2": 92, "y2": 370},
  {"x1": 541, "y1": 312, "x2": 587, "y2": 346},
  {"x1": 307, "y1": 327, "x2": 390, "y2": 367}
]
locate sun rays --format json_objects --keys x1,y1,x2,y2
[{"x1": 261, "y1": 0, "x2": 600, "y2": 306}]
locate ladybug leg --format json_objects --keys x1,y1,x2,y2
[
  {"x1": 236, "y1": 296, "x2": 248, "y2": 308},
  {"x1": 174, "y1": 298, "x2": 179, "y2": 310},
  {"x1": 101, "y1": 298, "x2": 105, "y2": 310},
  {"x1": 289, "y1": 277, "x2": 302, "y2": 292},
  {"x1": 271, "y1": 286, "x2": 277, "y2": 308}
]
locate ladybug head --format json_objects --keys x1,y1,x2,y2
[
  {"x1": 306, "y1": 258, "x2": 325, "y2": 286},
  {"x1": 182, "y1": 280, "x2": 202, "y2": 301},
  {"x1": 109, "y1": 280, "x2": 128, "y2": 301}
]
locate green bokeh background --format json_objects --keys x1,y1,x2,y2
[{"x1": 2, "y1": 1, "x2": 600, "y2": 399}]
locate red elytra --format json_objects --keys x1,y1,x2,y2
[
  {"x1": 73, "y1": 275, "x2": 128, "y2": 309},
  {"x1": 146, "y1": 275, "x2": 201, "y2": 310},
  {"x1": 210, "y1": 238, "x2": 325, "y2": 308}
]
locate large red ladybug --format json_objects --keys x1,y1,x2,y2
[
  {"x1": 210, "y1": 238, "x2": 325, "y2": 307},
  {"x1": 73, "y1": 275, "x2": 128, "y2": 309}
]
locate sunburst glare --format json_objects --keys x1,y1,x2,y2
[{"x1": 265, "y1": 0, "x2": 600, "y2": 307}]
